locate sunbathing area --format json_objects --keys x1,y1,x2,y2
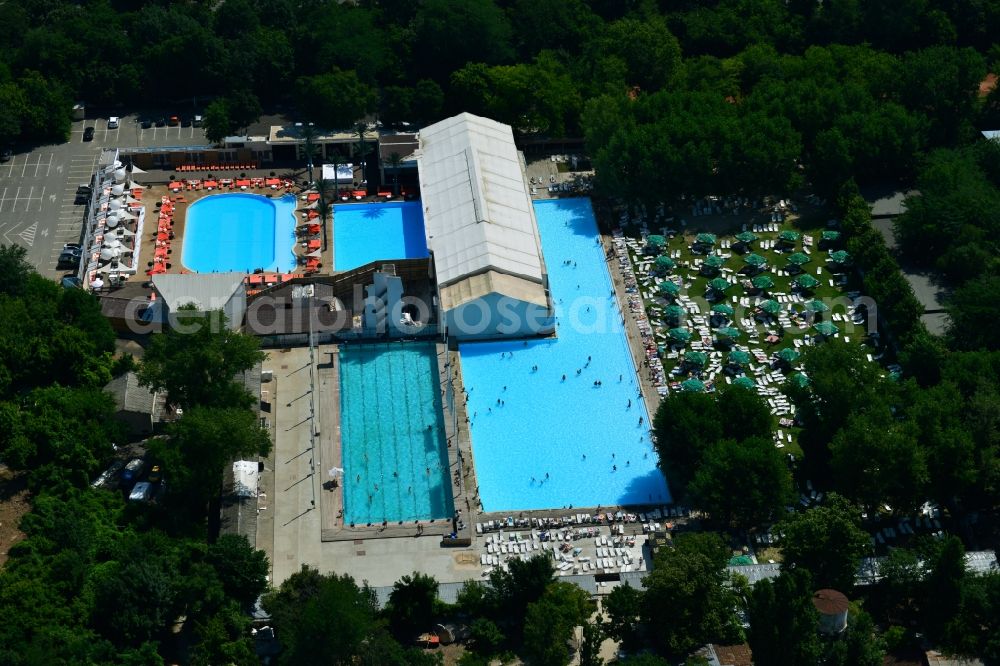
[{"x1": 609, "y1": 195, "x2": 884, "y2": 456}]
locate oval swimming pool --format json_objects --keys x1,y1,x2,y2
[{"x1": 182, "y1": 193, "x2": 297, "y2": 273}]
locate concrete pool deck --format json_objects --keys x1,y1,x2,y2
[{"x1": 127, "y1": 185, "x2": 334, "y2": 283}]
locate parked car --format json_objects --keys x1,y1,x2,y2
[
  {"x1": 92, "y1": 460, "x2": 125, "y2": 488},
  {"x1": 76, "y1": 184, "x2": 91, "y2": 194},
  {"x1": 0, "y1": 147, "x2": 12, "y2": 162},
  {"x1": 148, "y1": 465, "x2": 162, "y2": 483},
  {"x1": 121, "y1": 457, "x2": 145, "y2": 485},
  {"x1": 129, "y1": 481, "x2": 153, "y2": 502},
  {"x1": 61, "y1": 276, "x2": 83, "y2": 289},
  {"x1": 168, "y1": 115, "x2": 180, "y2": 126},
  {"x1": 180, "y1": 115, "x2": 192, "y2": 127},
  {"x1": 107, "y1": 116, "x2": 120, "y2": 129},
  {"x1": 57, "y1": 247, "x2": 81, "y2": 268},
  {"x1": 83, "y1": 126, "x2": 95, "y2": 141},
  {"x1": 192, "y1": 115, "x2": 203, "y2": 127},
  {"x1": 140, "y1": 117, "x2": 153, "y2": 129},
  {"x1": 154, "y1": 117, "x2": 166, "y2": 127}
]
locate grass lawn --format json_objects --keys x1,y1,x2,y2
[{"x1": 618, "y1": 198, "x2": 870, "y2": 462}]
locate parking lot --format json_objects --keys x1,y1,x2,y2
[{"x1": 1, "y1": 114, "x2": 210, "y2": 279}]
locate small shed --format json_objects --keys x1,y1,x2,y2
[{"x1": 104, "y1": 371, "x2": 167, "y2": 436}]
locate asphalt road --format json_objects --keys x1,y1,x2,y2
[{"x1": 0, "y1": 114, "x2": 211, "y2": 279}]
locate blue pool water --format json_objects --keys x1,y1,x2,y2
[
  {"x1": 459, "y1": 198, "x2": 671, "y2": 512},
  {"x1": 182, "y1": 193, "x2": 296, "y2": 273},
  {"x1": 339, "y1": 342, "x2": 454, "y2": 525},
  {"x1": 334, "y1": 201, "x2": 429, "y2": 270}
]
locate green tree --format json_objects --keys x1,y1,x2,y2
[
  {"x1": 263, "y1": 566, "x2": 408, "y2": 666},
  {"x1": 829, "y1": 408, "x2": 927, "y2": 512},
  {"x1": 602, "y1": 583, "x2": 642, "y2": 650},
  {"x1": 468, "y1": 617, "x2": 505, "y2": 655},
  {"x1": 922, "y1": 536, "x2": 966, "y2": 644},
  {"x1": 688, "y1": 436, "x2": 793, "y2": 527},
  {"x1": 487, "y1": 553, "x2": 554, "y2": 633},
  {"x1": 641, "y1": 533, "x2": 742, "y2": 657},
  {"x1": 204, "y1": 98, "x2": 233, "y2": 145},
  {"x1": 579, "y1": 619, "x2": 604, "y2": 666},
  {"x1": 207, "y1": 534, "x2": 269, "y2": 609},
  {"x1": 824, "y1": 607, "x2": 885, "y2": 666},
  {"x1": 386, "y1": 572, "x2": 439, "y2": 640},
  {"x1": 746, "y1": 568, "x2": 822, "y2": 666},
  {"x1": 295, "y1": 69, "x2": 378, "y2": 130},
  {"x1": 948, "y1": 275, "x2": 1000, "y2": 351},
  {"x1": 411, "y1": 0, "x2": 514, "y2": 83},
  {"x1": 150, "y1": 407, "x2": 270, "y2": 519},
  {"x1": 137, "y1": 311, "x2": 265, "y2": 410},
  {"x1": 523, "y1": 582, "x2": 592, "y2": 666},
  {"x1": 226, "y1": 89, "x2": 262, "y2": 134},
  {"x1": 779, "y1": 493, "x2": 870, "y2": 591}
]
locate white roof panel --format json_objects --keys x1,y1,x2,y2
[{"x1": 417, "y1": 113, "x2": 544, "y2": 287}]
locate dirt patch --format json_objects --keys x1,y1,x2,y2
[{"x1": 0, "y1": 466, "x2": 30, "y2": 566}]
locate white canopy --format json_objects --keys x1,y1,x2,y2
[
  {"x1": 114, "y1": 167, "x2": 127, "y2": 182},
  {"x1": 111, "y1": 183, "x2": 125, "y2": 196},
  {"x1": 233, "y1": 460, "x2": 259, "y2": 498}
]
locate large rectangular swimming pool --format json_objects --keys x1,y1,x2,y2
[
  {"x1": 459, "y1": 198, "x2": 671, "y2": 512},
  {"x1": 334, "y1": 201, "x2": 429, "y2": 271},
  {"x1": 182, "y1": 193, "x2": 297, "y2": 273},
  {"x1": 339, "y1": 342, "x2": 454, "y2": 525}
]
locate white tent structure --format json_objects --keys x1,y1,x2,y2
[
  {"x1": 416, "y1": 113, "x2": 554, "y2": 340},
  {"x1": 233, "y1": 460, "x2": 259, "y2": 498}
]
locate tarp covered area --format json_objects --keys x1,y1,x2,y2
[{"x1": 233, "y1": 460, "x2": 259, "y2": 498}]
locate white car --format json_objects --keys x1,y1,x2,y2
[{"x1": 107, "y1": 116, "x2": 120, "y2": 129}]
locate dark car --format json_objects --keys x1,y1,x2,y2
[
  {"x1": 83, "y1": 127, "x2": 95, "y2": 141},
  {"x1": 140, "y1": 118, "x2": 153, "y2": 129},
  {"x1": 0, "y1": 148, "x2": 11, "y2": 162},
  {"x1": 57, "y1": 250, "x2": 81, "y2": 268},
  {"x1": 154, "y1": 117, "x2": 166, "y2": 127},
  {"x1": 61, "y1": 276, "x2": 83, "y2": 289},
  {"x1": 180, "y1": 115, "x2": 192, "y2": 127}
]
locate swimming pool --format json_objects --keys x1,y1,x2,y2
[
  {"x1": 182, "y1": 193, "x2": 296, "y2": 273},
  {"x1": 334, "y1": 201, "x2": 428, "y2": 270},
  {"x1": 459, "y1": 198, "x2": 671, "y2": 512},
  {"x1": 339, "y1": 342, "x2": 454, "y2": 525}
]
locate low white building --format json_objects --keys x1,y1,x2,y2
[
  {"x1": 416, "y1": 113, "x2": 554, "y2": 340},
  {"x1": 150, "y1": 272, "x2": 247, "y2": 329}
]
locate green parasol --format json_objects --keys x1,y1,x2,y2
[
  {"x1": 751, "y1": 275, "x2": 775, "y2": 290},
  {"x1": 654, "y1": 255, "x2": 676, "y2": 272},
  {"x1": 711, "y1": 303, "x2": 735, "y2": 316},
  {"x1": 789, "y1": 372, "x2": 810, "y2": 389},
  {"x1": 813, "y1": 321, "x2": 839, "y2": 336},
  {"x1": 822, "y1": 230, "x2": 841, "y2": 242},
  {"x1": 795, "y1": 273, "x2": 820, "y2": 289},
  {"x1": 744, "y1": 253, "x2": 767, "y2": 267},
  {"x1": 779, "y1": 230, "x2": 801, "y2": 243},
  {"x1": 733, "y1": 376, "x2": 756, "y2": 389},
  {"x1": 685, "y1": 351, "x2": 708, "y2": 366},
  {"x1": 664, "y1": 304, "x2": 686, "y2": 322},
  {"x1": 668, "y1": 327, "x2": 692, "y2": 342},
  {"x1": 646, "y1": 234, "x2": 667, "y2": 248},
  {"x1": 786, "y1": 252, "x2": 811, "y2": 266},
  {"x1": 659, "y1": 280, "x2": 680, "y2": 296},
  {"x1": 776, "y1": 347, "x2": 800, "y2": 363},
  {"x1": 695, "y1": 233, "x2": 717, "y2": 245},
  {"x1": 716, "y1": 327, "x2": 741, "y2": 339},
  {"x1": 728, "y1": 349, "x2": 751, "y2": 366},
  {"x1": 735, "y1": 231, "x2": 758, "y2": 244},
  {"x1": 804, "y1": 299, "x2": 829, "y2": 313},
  {"x1": 681, "y1": 378, "x2": 706, "y2": 392},
  {"x1": 759, "y1": 299, "x2": 781, "y2": 315},
  {"x1": 829, "y1": 250, "x2": 850, "y2": 264},
  {"x1": 708, "y1": 277, "x2": 731, "y2": 292},
  {"x1": 703, "y1": 254, "x2": 726, "y2": 268}
]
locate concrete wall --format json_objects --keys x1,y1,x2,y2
[{"x1": 445, "y1": 293, "x2": 555, "y2": 340}]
